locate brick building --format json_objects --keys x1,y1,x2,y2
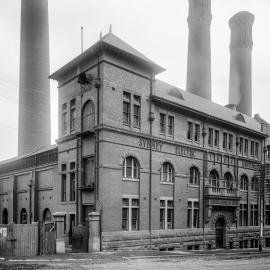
[{"x1": 1, "y1": 1, "x2": 270, "y2": 251}]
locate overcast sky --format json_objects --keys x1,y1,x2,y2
[{"x1": 0, "y1": 0, "x2": 270, "y2": 161}]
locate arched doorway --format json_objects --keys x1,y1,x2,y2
[{"x1": 215, "y1": 217, "x2": 226, "y2": 249}]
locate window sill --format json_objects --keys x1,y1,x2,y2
[
  {"x1": 188, "y1": 184, "x2": 199, "y2": 188},
  {"x1": 123, "y1": 178, "x2": 139, "y2": 182},
  {"x1": 160, "y1": 182, "x2": 174, "y2": 185}
]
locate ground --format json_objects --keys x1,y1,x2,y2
[{"x1": 1, "y1": 249, "x2": 270, "y2": 269}]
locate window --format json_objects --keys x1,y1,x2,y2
[
  {"x1": 250, "y1": 204, "x2": 258, "y2": 226},
  {"x1": 208, "y1": 128, "x2": 213, "y2": 146},
  {"x1": 42, "y1": 208, "x2": 52, "y2": 223},
  {"x1": 160, "y1": 113, "x2": 166, "y2": 134},
  {"x1": 61, "y1": 174, "x2": 67, "y2": 202},
  {"x1": 70, "y1": 98, "x2": 76, "y2": 131},
  {"x1": 70, "y1": 161, "x2": 76, "y2": 171},
  {"x1": 70, "y1": 172, "x2": 76, "y2": 201},
  {"x1": 123, "y1": 156, "x2": 139, "y2": 179},
  {"x1": 133, "y1": 95, "x2": 141, "y2": 128},
  {"x1": 251, "y1": 141, "x2": 255, "y2": 156},
  {"x1": 214, "y1": 130, "x2": 219, "y2": 147},
  {"x1": 194, "y1": 124, "x2": 200, "y2": 142},
  {"x1": 251, "y1": 177, "x2": 256, "y2": 191},
  {"x1": 62, "y1": 103, "x2": 67, "y2": 134},
  {"x1": 239, "y1": 137, "x2": 243, "y2": 154},
  {"x1": 255, "y1": 143, "x2": 259, "y2": 158},
  {"x1": 122, "y1": 197, "x2": 139, "y2": 231},
  {"x1": 223, "y1": 132, "x2": 228, "y2": 149},
  {"x1": 168, "y1": 116, "x2": 174, "y2": 136},
  {"x1": 187, "y1": 200, "x2": 199, "y2": 228},
  {"x1": 265, "y1": 205, "x2": 270, "y2": 226},
  {"x1": 240, "y1": 175, "x2": 248, "y2": 191},
  {"x1": 61, "y1": 163, "x2": 67, "y2": 202},
  {"x1": 2, "y1": 209, "x2": 8, "y2": 224},
  {"x1": 244, "y1": 139, "x2": 248, "y2": 155},
  {"x1": 224, "y1": 172, "x2": 233, "y2": 189},
  {"x1": 189, "y1": 167, "x2": 200, "y2": 185},
  {"x1": 187, "y1": 122, "x2": 193, "y2": 140},
  {"x1": 84, "y1": 158, "x2": 95, "y2": 186},
  {"x1": 20, "y1": 208, "x2": 27, "y2": 224},
  {"x1": 160, "y1": 198, "x2": 174, "y2": 230},
  {"x1": 123, "y1": 92, "x2": 131, "y2": 125},
  {"x1": 228, "y1": 134, "x2": 233, "y2": 151},
  {"x1": 161, "y1": 163, "x2": 174, "y2": 183},
  {"x1": 209, "y1": 170, "x2": 219, "y2": 187},
  {"x1": 239, "y1": 204, "x2": 248, "y2": 226},
  {"x1": 82, "y1": 100, "x2": 95, "y2": 131}
]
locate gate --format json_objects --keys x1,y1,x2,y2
[
  {"x1": 72, "y1": 225, "x2": 89, "y2": 252},
  {"x1": 0, "y1": 224, "x2": 39, "y2": 256},
  {"x1": 39, "y1": 221, "x2": 56, "y2": 255}
]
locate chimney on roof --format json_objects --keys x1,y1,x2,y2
[
  {"x1": 228, "y1": 11, "x2": 254, "y2": 117},
  {"x1": 186, "y1": 0, "x2": 212, "y2": 101},
  {"x1": 18, "y1": 0, "x2": 51, "y2": 155}
]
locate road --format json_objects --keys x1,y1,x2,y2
[{"x1": 1, "y1": 250, "x2": 270, "y2": 269}]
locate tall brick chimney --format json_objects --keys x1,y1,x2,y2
[
  {"x1": 228, "y1": 11, "x2": 255, "y2": 116},
  {"x1": 186, "y1": 0, "x2": 212, "y2": 100},
  {"x1": 18, "y1": 0, "x2": 51, "y2": 155}
]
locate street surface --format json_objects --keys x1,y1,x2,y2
[{"x1": 1, "y1": 249, "x2": 270, "y2": 269}]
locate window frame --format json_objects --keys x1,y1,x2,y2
[
  {"x1": 123, "y1": 156, "x2": 140, "y2": 180},
  {"x1": 161, "y1": 162, "x2": 174, "y2": 183},
  {"x1": 187, "y1": 199, "x2": 199, "y2": 229},
  {"x1": 122, "y1": 195, "x2": 139, "y2": 231},
  {"x1": 160, "y1": 197, "x2": 174, "y2": 230}
]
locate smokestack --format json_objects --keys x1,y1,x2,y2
[
  {"x1": 228, "y1": 11, "x2": 254, "y2": 116},
  {"x1": 18, "y1": 0, "x2": 51, "y2": 155},
  {"x1": 186, "y1": 0, "x2": 212, "y2": 100}
]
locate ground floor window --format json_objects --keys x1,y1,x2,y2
[
  {"x1": 122, "y1": 196, "x2": 139, "y2": 231},
  {"x1": 187, "y1": 199, "x2": 199, "y2": 228},
  {"x1": 265, "y1": 205, "x2": 270, "y2": 225},
  {"x1": 250, "y1": 204, "x2": 258, "y2": 226},
  {"x1": 239, "y1": 203, "x2": 248, "y2": 226},
  {"x1": 160, "y1": 197, "x2": 174, "y2": 230}
]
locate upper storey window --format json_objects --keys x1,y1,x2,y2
[
  {"x1": 228, "y1": 134, "x2": 233, "y2": 151},
  {"x1": 187, "y1": 121, "x2": 200, "y2": 142},
  {"x1": 82, "y1": 100, "x2": 95, "y2": 132},
  {"x1": 189, "y1": 167, "x2": 200, "y2": 185},
  {"x1": 187, "y1": 122, "x2": 193, "y2": 140},
  {"x1": 240, "y1": 175, "x2": 248, "y2": 191},
  {"x1": 168, "y1": 116, "x2": 174, "y2": 137},
  {"x1": 123, "y1": 92, "x2": 131, "y2": 126},
  {"x1": 70, "y1": 98, "x2": 76, "y2": 132},
  {"x1": 214, "y1": 130, "x2": 219, "y2": 147},
  {"x1": 62, "y1": 103, "x2": 67, "y2": 134},
  {"x1": 133, "y1": 95, "x2": 141, "y2": 128},
  {"x1": 161, "y1": 162, "x2": 174, "y2": 183},
  {"x1": 123, "y1": 156, "x2": 139, "y2": 180},
  {"x1": 208, "y1": 128, "x2": 213, "y2": 146},
  {"x1": 194, "y1": 124, "x2": 200, "y2": 142},
  {"x1": 223, "y1": 132, "x2": 228, "y2": 150},
  {"x1": 160, "y1": 113, "x2": 166, "y2": 134},
  {"x1": 209, "y1": 170, "x2": 219, "y2": 188}
]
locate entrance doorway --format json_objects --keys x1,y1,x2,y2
[{"x1": 215, "y1": 217, "x2": 226, "y2": 249}]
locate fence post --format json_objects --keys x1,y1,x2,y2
[
  {"x1": 88, "y1": 212, "x2": 100, "y2": 252},
  {"x1": 53, "y1": 212, "x2": 66, "y2": 254}
]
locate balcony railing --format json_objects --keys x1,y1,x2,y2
[{"x1": 205, "y1": 186, "x2": 239, "y2": 197}]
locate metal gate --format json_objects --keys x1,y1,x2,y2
[
  {"x1": 72, "y1": 225, "x2": 89, "y2": 252},
  {"x1": 0, "y1": 224, "x2": 39, "y2": 256},
  {"x1": 215, "y1": 217, "x2": 226, "y2": 249}
]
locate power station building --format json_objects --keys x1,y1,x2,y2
[{"x1": 1, "y1": 0, "x2": 270, "y2": 251}]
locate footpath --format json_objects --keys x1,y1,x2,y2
[{"x1": 1, "y1": 248, "x2": 270, "y2": 264}]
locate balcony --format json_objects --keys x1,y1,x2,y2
[
  {"x1": 205, "y1": 186, "x2": 239, "y2": 197},
  {"x1": 204, "y1": 185, "x2": 241, "y2": 207}
]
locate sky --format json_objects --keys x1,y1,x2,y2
[{"x1": 0, "y1": 0, "x2": 270, "y2": 161}]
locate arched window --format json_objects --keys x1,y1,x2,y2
[
  {"x1": 82, "y1": 100, "x2": 95, "y2": 131},
  {"x1": 224, "y1": 172, "x2": 233, "y2": 189},
  {"x1": 2, "y1": 208, "x2": 8, "y2": 224},
  {"x1": 189, "y1": 167, "x2": 200, "y2": 185},
  {"x1": 209, "y1": 170, "x2": 219, "y2": 187},
  {"x1": 161, "y1": 163, "x2": 174, "y2": 183},
  {"x1": 251, "y1": 177, "x2": 256, "y2": 191},
  {"x1": 240, "y1": 175, "x2": 248, "y2": 191},
  {"x1": 43, "y1": 208, "x2": 52, "y2": 223},
  {"x1": 123, "y1": 156, "x2": 139, "y2": 179},
  {"x1": 20, "y1": 208, "x2": 27, "y2": 224}
]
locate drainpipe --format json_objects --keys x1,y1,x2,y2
[
  {"x1": 202, "y1": 121, "x2": 207, "y2": 246},
  {"x1": 149, "y1": 74, "x2": 154, "y2": 249}
]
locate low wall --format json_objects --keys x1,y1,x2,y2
[{"x1": 102, "y1": 226, "x2": 270, "y2": 251}]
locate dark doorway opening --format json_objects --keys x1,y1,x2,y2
[{"x1": 215, "y1": 217, "x2": 226, "y2": 249}]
